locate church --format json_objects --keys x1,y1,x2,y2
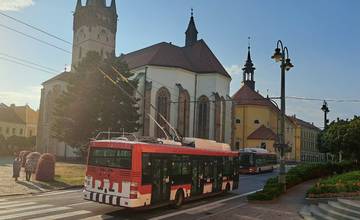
[{"x1": 36, "y1": 0, "x2": 232, "y2": 158}]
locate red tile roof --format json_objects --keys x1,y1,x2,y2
[
  {"x1": 232, "y1": 84, "x2": 279, "y2": 112},
  {"x1": 121, "y1": 40, "x2": 230, "y2": 78},
  {"x1": 248, "y1": 125, "x2": 277, "y2": 140},
  {"x1": 291, "y1": 117, "x2": 320, "y2": 131},
  {"x1": 0, "y1": 106, "x2": 25, "y2": 124}
]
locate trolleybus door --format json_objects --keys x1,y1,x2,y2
[
  {"x1": 151, "y1": 158, "x2": 170, "y2": 203},
  {"x1": 191, "y1": 159, "x2": 204, "y2": 196}
]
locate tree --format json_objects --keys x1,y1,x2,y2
[
  {"x1": 344, "y1": 116, "x2": 360, "y2": 160},
  {"x1": 319, "y1": 116, "x2": 360, "y2": 161},
  {"x1": 52, "y1": 52, "x2": 140, "y2": 149}
]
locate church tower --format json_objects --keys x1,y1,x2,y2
[
  {"x1": 72, "y1": 0, "x2": 118, "y2": 67},
  {"x1": 185, "y1": 9, "x2": 198, "y2": 47},
  {"x1": 242, "y1": 44, "x2": 256, "y2": 90}
]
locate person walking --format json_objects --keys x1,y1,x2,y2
[
  {"x1": 25, "y1": 158, "x2": 32, "y2": 181},
  {"x1": 12, "y1": 154, "x2": 21, "y2": 181}
]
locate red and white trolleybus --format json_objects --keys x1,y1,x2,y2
[{"x1": 83, "y1": 135, "x2": 239, "y2": 208}]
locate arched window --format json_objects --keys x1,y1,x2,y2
[
  {"x1": 155, "y1": 87, "x2": 171, "y2": 138},
  {"x1": 197, "y1": 95, "x2": 210, "y2": 138},
  {"x1": 177, "y1": 90, "x2": 190, "y2": 137},
  {"x1": 214, "y1": 95, "x2": 221, "y2": 142},
  {"x1": 221, "y1": 96, "x2": 226, "y2": 142}
]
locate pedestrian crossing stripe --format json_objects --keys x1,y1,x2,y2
[
  {"x1": 30, "y1": 210, "x2": 91, "y2": 220},
  {"x1": 0, "y1": 201, "x2": 20, "y2": 206},
  {"x1": 0, "y1": 202, "x2": 36, "y2": 209},
  {"x1": 0, "y1": 199, "x2": 94, "y2": 220},
  {"x1": 0, "y1": 204, "x2": 52, "y2": 215},
  {"x1": 0, "y1": 206, "x2": 71, "y2": 220}
]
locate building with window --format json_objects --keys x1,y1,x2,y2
[
  {"x1": 231, "y1": 47, "x2": 297, "y2": 160},
  {"x1": 37, "y1": 1, "x2": 232, "y2": 159},
  {"x1": 0, "y1": 104, "x2": 38, "y2": 139},
  {"x1": 291, "y1": 116, "x2": 325, "y2": 162}
]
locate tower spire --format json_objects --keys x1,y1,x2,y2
[
  {"x1": 242, "y1": 37, "x2": 256, "y2": 90},
  {"x1": 185, "y1": 8, "x2": 198, "y2": 47}
]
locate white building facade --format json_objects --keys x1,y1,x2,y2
[{"x1": 36, "y1": 1, "x2": 233, "y2": 159}]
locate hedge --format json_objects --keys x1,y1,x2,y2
[
  {"x1": 307, "y1": 171, "x2": 360, "y2": 197},
  {"x1": 248, "y1": 161, "x2": 360, "y2": 201}
]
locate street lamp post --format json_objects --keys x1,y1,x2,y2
[
  {"x1": 271, "y1": 40, "x2": 294, "y2": 190},
  {"x1": 321, "y1": 100, "x2": 330, "y2": 129}
]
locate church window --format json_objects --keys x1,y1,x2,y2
[
  {"x1": 236, "y1": 119, "x2": 241, "y2": 124},
  {"x1": 254, "y1": 120, "x2": 260, "y2": 124},
  {"x1": 12, "y1": 128, "x2": 16, "y2": 134},
  {"x1": 197, "y1": 95, "x2": 210, "y2": 139},
  {"x1": 221, "y1": 97, "x2": 226, "y2": 142},
  {"x1": 214, "y1": 96, "x2": 221, "y2": 142},
  {"x1": 155, "y1": 87, "x2": 171, "y2": 138},
  {"x1": 19, "y1": 128, "x2": 23, "y2": 135},
  {"x1": 177, "y1": 89, "x2": 190, "y2": 137}
]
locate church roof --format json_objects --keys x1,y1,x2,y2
[
  {"x1": 43, "y1": 71, "x2": 72, "y2": 85},
  {"x1": 291, "y1": 117, "x2": 320, "y2": 131},
  {"x1": 121, "y1": 40, "x2": 231, "y2": 78},
  {"x1": 248, "y1": 125, "x2": 277, "y2": 140},
  {"x1": 232, "y1": 84, "x2": 279, "y2": 112}
]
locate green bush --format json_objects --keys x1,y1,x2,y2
[
  {"x1": 307, "y1": 171, "x2": 360, "y2": 196},
  {"x1": 248, "y1": 161, "x2": 359, "y2": 201}
]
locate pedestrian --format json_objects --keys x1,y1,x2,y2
[
  {"x1": 12, "y1": 153, "x2": 21, "y2": 181},
  {"x1": 25, "y1": 158, "x2": 33, "y2": 181}
]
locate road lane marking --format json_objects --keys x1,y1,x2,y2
[
  {"x1": 68, "y1": 201, "x2": 93, "y2": 207},
  {"x1": 149, "y1": 189, "x2": 262, "y2": 220},
  {"x1": 0, "y1": 202, "x2": 36, "y2": 209},
  {"x1": 30, "y1": 210, "x2": 91, "y2": 220},
  {"x1": 0, "y1": 206, "x2": 71, "y2": 220},
  {"x1": 196, "y1": 203, "x2": 247, "y2": 220},
  {"x1": 0, "y1": 204, "x2": 52, "y2": 215}
]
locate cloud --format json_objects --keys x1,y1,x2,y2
[
  {"x1": 0, "y1": 86, "x2": 41, "y2": 109},
  {"x1": 0, "y1": 0, "x2": 34, "y2": 11},
  {"x1": 225, "y1": 64, "x2": 243, "y2": 76}
]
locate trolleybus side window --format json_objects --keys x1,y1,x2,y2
[
  {"x1": 142, "y1": 153, "x2": 152, "y2": 184},
  {"x1": 89, "y1": 148, "x2": 131, "y2": 169}
]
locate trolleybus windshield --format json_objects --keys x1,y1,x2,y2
[{"x1": 89, "y1": 148, "x2": 132, "y2": 169}]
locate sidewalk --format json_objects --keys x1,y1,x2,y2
[
  {"x1": 0, "y1": 161, "x2": 44, "y2": 196},
  {"x1": 0, "y1": 157, "x2": 84, "y2": 197},
  {"x1": 217, "y1": 180, "x2": 316, "y2": 220}
]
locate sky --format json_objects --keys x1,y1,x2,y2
[{"x1": 0, "y1": 0, "x2": 359, "y2": 127}]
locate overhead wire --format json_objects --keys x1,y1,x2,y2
[
  {"x1": 0, "y1": 23, "x2": 71, "y2": 54},
  {"x1": 0, "y1": 11, "x2": 72, "y2": 45}
]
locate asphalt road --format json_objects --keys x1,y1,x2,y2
[{"x1": 0, "y1": 171, "x2": 278, "y2": 220}]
